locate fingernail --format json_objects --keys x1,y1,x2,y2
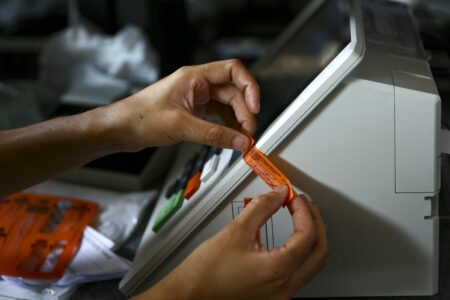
[{"x1": 232, "y1": 135, "x2": 249, "y2": 152}]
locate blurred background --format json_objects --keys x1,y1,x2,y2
[
  {"x1": 0, "y1": 0, "x2": 449, "y2": 190},
  {"x1": 0, "y1": 0, "x2": 448, "y2": 124}
]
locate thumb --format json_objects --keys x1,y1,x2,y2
[
  {"x1": 237, "y1": 185, "x2": 288, "y2": 235},
  {"x1": 183, "y1": 114, "x2": 250, "y2": 151}
]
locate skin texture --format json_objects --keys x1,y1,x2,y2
[
  {"x1": 0, "y1": 59, "x2": 328, "y2": 299},
  {"x1": 134, "y1": 186, "x2": 328, "y2": 300}
]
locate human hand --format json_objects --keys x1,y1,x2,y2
[
  {"x1": 0, "y1": 60, "x2": 258, "y2": 195},
  {"x1": 136, "y1": 185, "x2": 328, "y2": 300},
  {"x1": 107, "y1": 59, "x2": 259, "y2": 152}
]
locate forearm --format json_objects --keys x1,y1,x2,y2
[
  {"x1": 133, "y1": 284, "x2": 191, "y2": 300},
  {"x1": 0, "y1": 105, "x2": 124, "y2": 196},
  {"x1": 132, "y1": 269, "x2": 199, "y2": 300}
]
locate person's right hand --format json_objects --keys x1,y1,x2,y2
[{"x1": 136, "y1": 185, "x2": 328, "y2": 300}]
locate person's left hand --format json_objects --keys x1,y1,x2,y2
[
  {"x1": 134, "y1": 186, "x2": 328, "y2": 300},
  {"x1": 107, "y1": 59, "x2": 260, "y2": 152}
]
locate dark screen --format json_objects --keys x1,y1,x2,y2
[{"x1": 253, "y1": 0, "x2": 351, "y2": 138}]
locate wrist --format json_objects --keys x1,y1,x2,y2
[
  {"x1": 77, "y1": 104, "x2": 128, "y2": 156},
  {"x1": 135, "y1": 271, "x2": 202, "y2": 300}
]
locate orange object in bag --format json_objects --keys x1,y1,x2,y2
[{"x1": 0, "y1": 192, "x2": 98, "y2": 279}]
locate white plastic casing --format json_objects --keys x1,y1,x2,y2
[{"x1": 120, "y1": 0, "x2": 440, "y2": 297}]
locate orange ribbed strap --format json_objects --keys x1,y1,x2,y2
[{"x1": 242, "y1": 137, "x2": 296, "y2": 206}]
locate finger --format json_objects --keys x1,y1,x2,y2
[
  {"x1": 270, "y1": 195, "x2": 317, "y2": 267},
  {"x1": 204, "y1": 101, "x2": 241, "y2": 131},
  {"x1": 200, "y1": 59, "x2": 260, "y2": 113},
  {"x1": 180, "y1": 112, "x2": 250, "y2": 151},
  {"x1": 210, "y1": 84, "x2": 257, "y2": 135},
  {"x1": 302, "y1": 196, "x2": 327, "y2": 253},
  {"x1": 290, "y1": 196, "x2": 328, "y2": 289},
  {"x1": 235, "y1": 185, "x2": 288, "y2": 235}
]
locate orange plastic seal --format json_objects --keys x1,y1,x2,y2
[
  {"x1": 242, "y1": 137, "x2": 296, "y2": 206},
  {"x1": 0, "y1": 192, "x2": 98, "y2": 279}
]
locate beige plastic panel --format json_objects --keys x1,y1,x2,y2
[{"x1": 391, "y1": 55, "x2": 440, "y2": 193}]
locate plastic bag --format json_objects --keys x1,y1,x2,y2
[
  {"x1": 38, "y1": 0, "x2": 159, "y2": 115},
  {"x1": 25, "y1": 180, "x2": 157, "y2": 249}
]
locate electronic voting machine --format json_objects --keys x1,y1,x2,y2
[{"x1": 121, "y1": 0, "x2": 441, "y2": 297}]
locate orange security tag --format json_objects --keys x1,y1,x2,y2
[
  {"x1": 0, "y1": 192, "x2": 98, "y2": 279},
  {"x1": 244, "y1": 197, "x2": 261, "y2": 243},
  {"x1": 242, "y1": 137, "x2": 296, "y2": 206}
]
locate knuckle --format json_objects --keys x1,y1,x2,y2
[
  {"x1": 175, "y1": 66, "x2": 191, "y2": 78},
  {"x1": 228, "y1": 58, "x2": 242, "y2": 67},
  {"x1": 227, "y1": 90, "x2": 240, "y2": 107},
  {"x1": 204, "y1": 125, "x2": 223, "y2": 146},
  {"x1": 190, "y1": 76, "x2": 209, "y2": 96},
  {"x1": 225, "y1": 59, "x2": 243, "y2": 72}
]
